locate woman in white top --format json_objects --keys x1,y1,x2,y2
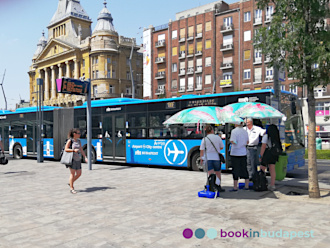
[{"x1": 200, "y1": 125, "x2": 225, "y2": 191}]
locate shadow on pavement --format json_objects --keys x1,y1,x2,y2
[{"x1": 78, "y1": 186, "x2": 116, "y2": 193}]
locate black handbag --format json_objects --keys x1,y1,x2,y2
[
  {"x1": 0, "y1": 152, "x2": 8, "y2": 165},
  {"x1": 206, "y1": 137, "x2": 226, "y2": 163}
]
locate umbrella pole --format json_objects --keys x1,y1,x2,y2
[{"x1": 202, "y1": 123, "x2": 209, "y2": 190}]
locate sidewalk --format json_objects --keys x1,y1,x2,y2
[{"x1": 0, "y1": 159, "x2": 329, "y2": 247}]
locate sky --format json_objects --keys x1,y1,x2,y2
[{"x1": 0, "y1": 0, "x2": 236, "y2": 110}]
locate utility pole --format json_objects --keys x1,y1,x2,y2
[
  {"x1": 1, "y1": 69, "x2": 7, "y2": 110},
  {"x1": 37, "y1": 78, "x2": 44, "y2": 163},
  {"x1": 129, "y1": 40, "x2": 135, "y2": 98}
]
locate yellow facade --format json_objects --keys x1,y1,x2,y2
[{"x1": 29, "y1": 1, "x2": 142, "y2": 107}]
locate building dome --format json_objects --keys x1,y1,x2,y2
[
  {"x1": 92, "y1": 1, "x2": 118, "y2": 36},
  {"x1": 33, "y1": 31, "x2": 47, "y2": 59}
]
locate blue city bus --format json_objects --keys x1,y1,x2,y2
[{"x1": 0, "y1": 89, "x2": 305, "y2": 171}]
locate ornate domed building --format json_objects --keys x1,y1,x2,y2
[{"x1": 29, "y1": 0, "x2": 143, "y2": 107}]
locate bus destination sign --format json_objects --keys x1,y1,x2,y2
[{"x1": 56, "y1": 77, "x2": 90, "y2": 95}]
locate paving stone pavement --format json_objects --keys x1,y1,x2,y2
[{"x1": 0, "y1": 158, "x2": 329, "y2": 248}]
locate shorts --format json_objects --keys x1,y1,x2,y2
[
  {"x1": 231, "y1": 155, "x2": 249, "y2": 180},
  {"x1": 68, "y1": 160, "x2": 82, "y2": 170},
  {"x1": 207, "y1": 160, "x2": 221, "y2": 172}
]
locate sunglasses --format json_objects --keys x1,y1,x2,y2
[{"x1": 75, "y1": 132, "x2": 81, "y2": 135}]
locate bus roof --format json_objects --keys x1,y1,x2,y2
[{"x1": 3, "y1": 106, "x2": 60, "y2": 115}]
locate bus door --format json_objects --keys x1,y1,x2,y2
[
  {"x1": 102, "y1": 114, "x2": 126, "y2": 162},
  {"x1": 26, "y1": 123, "x2": 36, "y2": 155},
  {"x1": 114, "y1": 114, "x2": 125, "y2": 161}
]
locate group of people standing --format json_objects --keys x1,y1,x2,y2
[{"x1": 200, "y1": 119, "x2": 282, "y2": 192}]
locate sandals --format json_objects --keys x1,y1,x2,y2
[{"x1": 70, "y1": 189, "x2": 77, "y2": 194}]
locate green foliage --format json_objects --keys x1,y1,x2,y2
[
  {"x1": 305, "y1": 149, "x2": 330, "y2": 159},
  {"x1": 255, "y1": 0, "x2": 330, "y2": 89}
]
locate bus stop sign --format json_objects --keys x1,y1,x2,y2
[{"x1": 56, "y1": 77, "x2": 90, "y2": 95}]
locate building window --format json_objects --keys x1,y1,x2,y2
[
  {"x1": 244, "y1": 11, "x2": 251, "y2": 22},
  {"x1": 172, "y1": 79, "x2": 177, "y2": 89},
  {"x1": 205, "y1": 21, "x2": 211, "y2": 31},
  {"x1": 109, "y1": 85, "x2": 114, "y2": 93},
  {"x1": 266, "y1": 67, "x2": 273, "y2": 78},
  {"x1": 126, "y1": 57, "x2": 130, "y2": 66},
  {"x1": 223, "y1": 73, "x2": 232, "y2": 80},
  {"x1": 82, "y1": 59, "x2": 85, "y2": 67},
  {"x1": 205, "y1": 74, "x2": 212, "y2": 85},
  {"x1": 172, "y1": 47, "x2": 177, "y2": 56},
  {"x1": 180, "y1": 28, "x2": 185, "y2": 40},
  {"x1": 254, "y1": 68, "x2": 262, "y2": 82},
  {"x1": 93, "y1": 85, "x2": 98, "y2": 96},
  {"x1": 196, "y1": 75, "x2": 202, "y2": 88},
  {"x1": 126, "y1": 71, "x2": 131, "y2": 80},
  {"x1": 107, "y1": 70, "x2": 111, "y2": 78},
  {"x1": 266, "y1": 6, "x2": 274, "y2": 17},
  {"x1": 205, "y1": 57, "x2": 211, "y2": 67},
  {"x1": 112, "y1": 70, "x2": 116, "y2": 78},
  {"x1": 172, "y1": 30, "x2": 177, "y2": 39},
  {"x1": 224, "y1": 17, "x2": 232, "y2": 26},
  {"x1": 244, "y1": 31, "x2": 251, "y2": 41},
  {"x1": 290, "y1": 85, "x2": 297, "y2": 94},
  {"x1": 205, "y1": 39, "x2": 211, "y2": 49},
  {"x1": 172, "y1": 63, "x2": 177, "y2": 72},
  {"x1": 281, "y1": 85, "x2": 286, "y2": 91},
  {"x1": 196, "y1": 24, "x2": 202, "y2": 35},
  {"x1": 255, "y1": 9, "x2": 262, "y2": 19},
  {"x1": 244, "y1": 50, "x2": 251, "y2": 60},
  {"x1": 244, "y1": 69, "x2": 251, "y2": 79},
  {"x1": 107, "y1": 57, "x2": 111, "y2": 64},
  {"x1": 95, "y1": 70, "x2": 99, "y2": 79}
]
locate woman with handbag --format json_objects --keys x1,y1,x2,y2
[
  {"x1": 259, "y1": 124, "x2": 282, "y2": 191},
  {"x1": 65, "y1": 128, "x2": 87, "y2": 194},
  {"x1": 200, "y1": 125, "x2": 225, "y2": 192}
]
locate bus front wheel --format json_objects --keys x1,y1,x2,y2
[
  {"x1": 191, "y1": 152, "x2": 203, "y2": 171},
  {"x1": 83, "y1": 148, "x2": 96, "y2": 164},
  {"x1": 13, "y1": 145, "x2": 23, "y2": 159}
]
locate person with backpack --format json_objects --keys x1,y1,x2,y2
[
  {"x1": 259, "y1": 124, "x2": 282, "y2": 191},
  {"x1": 200, "y1": 125, "x2": 225, "y2": 192},
  {"x1": 229, "y1": 122, "x2": 249, "y2": 191},
  {"x1": 65, "y1": 128, "x2": 87, "y2": 194}
]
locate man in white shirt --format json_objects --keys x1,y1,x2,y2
[
  {"x1": 244, "y1": 118, "x2": 266, "y2": 179},
  {"x1": 230, "y1": 122, "x2": 249, "y2": 191}
]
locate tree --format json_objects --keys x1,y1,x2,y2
[{"x1": 255, "y1": 0, "x2": 330, "y2": 198}]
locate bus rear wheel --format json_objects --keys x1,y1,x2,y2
[
  {"x1": 83, "y1": 148, "x2": 96, "y2": 164},
  {"x1": 13, "y1": 145, "x2": 23, "y2": 159},
  {"x1": 191, "y1": 152, "x2": 203, "y2": 171}
]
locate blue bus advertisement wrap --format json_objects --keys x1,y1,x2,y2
[
  {"x1": 127, "y1": 139, "x2": 226, "y2": 169},
  {"x1": 43, "y1": 139, "x2": 54, "y2": 158}
]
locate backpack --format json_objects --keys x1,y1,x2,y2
[
  {"x1": 207, "y1": 174, "x2": 221, "y2": 192},
  {"x1": 252, "y1": 171, "x2": 268, "y2": 191}
]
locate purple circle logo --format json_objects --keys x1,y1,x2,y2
[{"x1": 183, "y1": 228, "x2": 193, "y2": 239}]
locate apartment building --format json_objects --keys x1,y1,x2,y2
[{"x1": 143, "y1": 0, "x2": 304, "y2": 100}]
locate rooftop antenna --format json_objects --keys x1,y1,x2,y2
[{"x1": 0, "y1": 69, "x2": 7, "y2": 110}]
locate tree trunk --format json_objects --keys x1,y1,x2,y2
[{"x1": 307, "y1": 87, "x2": 320, "y2": 198}]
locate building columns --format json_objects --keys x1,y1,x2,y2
[
  {"x1": 44, "y1": 68, "x2": 50, "y2": 100},
  {"x1": 58, "y1": 63, "x2": 64, "y2": 98},
  {"x1": 74, "y1": 59, "x2": 79, "y2": 79},
  {"x1": 51, "y1": 65, "x2": 56, "y2": 99}
]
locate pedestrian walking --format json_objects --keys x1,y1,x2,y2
[
  {"x1": 200, "y1": 125, "x2": 225, "y2": 192},
  {"x1": 229, "y1": 122, "x2": 249, "y2": 191},
  {"x1": 244, "y1": 118, "x2": 266, "y2": 180},
  {"x1": 259, "y1": 124, "x2": 282, "y2": 191},
  {"x1": 65, "y1": 128, "x2": 87, "y2": 194}
]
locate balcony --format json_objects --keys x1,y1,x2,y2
[
  {"x1": 220, "y1": 79, "x2": 233, "y2": 88},
  {"x1": 254, "y1": 17, "x2": 262, "y2": 26},
  {"x1": 179, "y1": 86, "x2": 185, "y2": 92},
  {"x1": 264, "y1": 75, "x2": 274, "y2": 83},
  {"x1": 187, "y1": 52, "x2": 194, "y2": 58},
  {"x1": 253, "y1": 57, "x2": 262, "y2": 65},
  {"x1": 220, "y1": 43, "x2": 234, "y2": 52},
  {"x1": 187, "y1": 67, "x2": 194, "y2": 75},
  {"x1": 195, "y1": 50, "x2": 202, "y2": 56},
  {"x1": 179, "y1": 36, "x2": 185, "y2": 42},
  {"x1": 187, "y1": 85, "x2": 194, "y2": 92},
  {"x1": 155, "y1": 87, "x2": 165, "y2": 95},
  {"x1": 179, "y1": 52, "x2": 186, "y2": 59},
  {"x1": 220, "y1": 62, "x2": 233, "y2": 70},
  {"x1": 253, "y1": 77, "x2": 262, "y2": 84},
  {"x1": 155, "y1": 40, "x2": 166, "y2": 48},
  {"x1": 220, "y1": 24, "x2": 234, "y2": 33},
  {"x1": 264, "y1": 15, "x2": 273, "y2": 23},
  {"x1": 155, "y1": 71, "x2": 165, "y2": 80},
  {"x1": 187, "y1": 34, "x2": 194, "y2": 41},
  {"x1": 195, "y1": 66, "x2": 203, "y2": 73},
  {"x1": 155, "y1": 57, "x2": 165, "y2": 64},
  {"x1": 179, "y1": 69, "x2": 186, "y2": 76},
  {"x1": 196, "y1": 33, "x2": 203, "y2": 39}
]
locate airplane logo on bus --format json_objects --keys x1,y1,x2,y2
[{"x1": 164, "y1": 140, "x2": 188, "y2": 165}]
